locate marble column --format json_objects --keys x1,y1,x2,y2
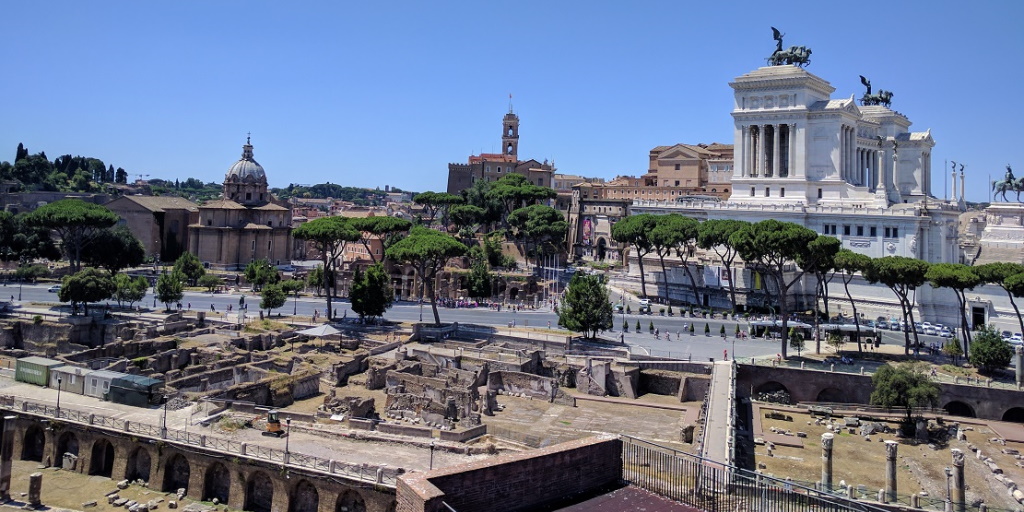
[
  {"x1": 0, "y1": 416, "x2": 13, "y2": 501},
  {"x1": 772, "y1": 124, "x2": 780, "y2": 178},
  {"x1": 885, "y1": 440, "x2": 898, "y2": 501},
  {"x1": 28, "y1": 472, "x2": 42, "y2": 508},
  {"x1": 758, "y1": 125, "x2": 767, "y2": 177},
  {"x1": 789, "y1": 123, "x2": 797, "y2": 177},
  {"x1": 741, "y1": 126, "x2": 749, "y2": 177},
  {"x1": 951, "y1": 448, "x2": 965, "y2": 512},
  {"x1": 821, "y1": 433, "x2": 834, "y2": 491}
]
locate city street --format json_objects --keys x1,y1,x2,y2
[{"x1": 3, "y1": 281, "x2": 948, "y2": 363}]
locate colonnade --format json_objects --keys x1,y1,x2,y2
[{"x1": 742, "y1": 124, "x2": 794, "y2": 178}]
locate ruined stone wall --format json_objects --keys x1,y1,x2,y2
[
  {"x1": 331, "y1": 352, "x2": 368, "y2": 386},
  {"x1": 486, "y1": 370, "x2": 572, "y2": 405},
  {"x1": 639, "y1": 369, "x2": 681, "y2": 396},
  {"x1": 396, "y1": 436, "x2": 621, "y2": 512},
  {"x1": 679, "y1": 375, "x2": 711, "y2": 402}
]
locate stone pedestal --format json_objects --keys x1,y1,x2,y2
[
  {"x1": 885, "y1": 440, "x2": 898, "y2": 501},
  {"x1": 951, "y1": 448, "x2": 966, "y2": 512},
  {"x1": 821, "y1": 433, "x2": 834, "y2": 491},
  {"x1": 28, "y1": 472, "x2": 42, "y2": 508}
]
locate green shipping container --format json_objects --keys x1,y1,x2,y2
[
  {"x1": 15, "y1": 356, "x2": 64, "y2": 387},
  {"x1": 109, "y1": 375, "x2": 164, "y2": 408}
]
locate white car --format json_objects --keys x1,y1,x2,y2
[
  {"x1": 939, "y1": 327, "x2": 953, "y2": 338},
  {"x1": 47, "y1": 285, "x2": 61, "y2": 293},
  {"x1": 1012, "y1": 334, "x2": 1023, "y2": 344}
]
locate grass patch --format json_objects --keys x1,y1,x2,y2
[
  {"x1": 243, "y1": 319, "x2": 290, "y2": 333},
  {"x1": 940, "y1": 364, "x2": 972, "y2": 376},
  {"x1": 217, "y1": 416, "x2": 247, "y2": 432}
]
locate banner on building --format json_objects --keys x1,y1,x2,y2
[{"x1": 703, "y1": 266, "x2": 721, "y2": 288}]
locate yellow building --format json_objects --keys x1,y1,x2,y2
[{"x1": 188, "y1": 138, "x2": 292, "y2": 269}]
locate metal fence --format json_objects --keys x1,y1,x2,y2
[
  {"x1": 622, "y1": 436, "x2": 891, "y2": 512},
  {"x1": 0, "y1": 396, "x2": 398, "y2": 488}
]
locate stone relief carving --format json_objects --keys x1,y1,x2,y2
[
  {"x1": 765, "y1": 96, "x2": 775, "y2": 108},
  {"x1": 849, "y1": 240, "x2": 871, "y2": 248},
  {"x1": 908, "y1": 236, "x2": 917, "y2": 254},
  {"x1": 886, "y1": 242, "x2": 897, "y2": 253}
]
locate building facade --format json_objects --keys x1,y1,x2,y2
[
  {"x1": 188, "y1": 139, "x2": 292, "y2": 269},
  {"x1": 446, "y1": 106, "x2": 555, "y2": 195},
  {"x1": 105, "y1": 195, "x2": 199, "y2": 262}
]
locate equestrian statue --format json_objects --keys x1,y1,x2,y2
[
  {"x1": 992, "y1": 164, "x2": 1024, "y2": 202},
  {"x1": 767, "y1": 27, "x2": 812, "y2": 67}
]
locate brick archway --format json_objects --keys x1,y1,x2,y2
[
  {"x1": 336, "y1": 489, "x2": 366, "y2": 512},
  {"x1": 89, "y1": 439, "x2": 115, "y2": 477},
  {"x1": 1003, "y1": 407, "x2": 1024, "y2": 423},
  {"x1": 245, "y1": 471, "x2": 274, "y2": 512},
  {"x1": 203, "y1": 461, "x2": 231, "y2": 504},
  {"x1": 21, "y1": 425, "x2": 45, "y2": 462},
  {"x1": 943, "y1": 400, "x2": 976, "y2": 418},
  {"x1": 125, "y1": 446, "x2": 152, "y2": 482},
  {"x1": 289, "y1": 479, "x2": 319, "y2": 512},
  {"x1": 163, "y1": 453, "x2": 191, "y2": 495},
  {"x1": 56, "y1": 431, "x2": 80, "y2": 462}
]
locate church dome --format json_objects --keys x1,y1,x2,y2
[{"x1": 225, "y1": 137, "x2": 266, "y2": 182}]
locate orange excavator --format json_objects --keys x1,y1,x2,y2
[{"x1": 261, "y1": 410, "x2": 288, "y2": 438}]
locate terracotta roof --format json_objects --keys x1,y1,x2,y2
[
  {"x1": 114, "y1": 195, "x2": 199, "y2": 212},
  {"x1": 199, "y1": 199, "x2": 247, "y2": 210},
  {"x1": 253, "y1": 202, "x2": 289, "y2": 211}
]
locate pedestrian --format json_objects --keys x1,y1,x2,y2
[
  {"x1": 187, "y1": 302, "x2": 191, "y2": 310},
  {"x1": 211, "y1": 304, "x2": 215, "y2": 312},
  {"x1": 724, "y1": 349, "x2": 728, "y2": 361}
]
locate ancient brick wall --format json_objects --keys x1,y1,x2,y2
[
  {"x1": 639, "y1": 369, "x2": 681, "y2": 396},
  {"x1": 396, "y1": 435, "x2": 621, "y2": 512}
]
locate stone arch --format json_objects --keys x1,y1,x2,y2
[
  {"x1": 815, "y1": 387, "x2": 845, "y2": 403},
  {"x1": 245, "y1": 471, "x2": 274, "y2": 512},
  {"x1": 203, "y1": 461, "x2": 231, "y2": 504},
  {"x1": 753, "y1": 381, "x2": 790, "y2": 397},
  {"x1": 162, "y1": 453, "x2": 191, "y2": 494},
  {"x1": 943, "y1": 401, "x2": 976, "y2": 418},
  {"x1": 596, "y1": 238, "x2": 607, "y2": 260},
  {"x1": 125, "y1": 446, "x2": 152, "y2": 482},
  {"x1": 288, "y1": 479, "x2": 319, "y2": 512},
  {"x1": 89, "y1": 439, "x2": 115, "y2": 477},
  {"x1": 509, "y1": 287, "x2": 519, "y2": 301},
  {"x1": 56, "y1": 431, "x2": 79, "y2": 460},
  {"x1": 21, "y1": 425, "x2": 45, "y2": 462},
  {"x1": 336, "y1": 490, "x2": 366, "y2": 512},
  {"x1": 1002, "y1": 407, "x2": 1024, "y2": 423}
]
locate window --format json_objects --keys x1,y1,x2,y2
[
  {"x1": 260, "y1": 193, "x2": 264, "y2": 201},
  {"x1": 103, "y1": 381, "x2": 109, "y2": 389},
  {"x1": 870, "y1": 226, "x2": 877, "y2": 237},
  {"x1": 780, "y1": 188, "x2": 785, "y2": 197},
  {"x1": 856, "y1": 226, "x2": 864, "y2": 236},
  {"x1": 750, "y1": 187, "x2": 755, "y2": 197},
  {"x1": 246, "y1": 192, "x2": 252, "y2": 201},
  {"x1": 674, "y1": 164, "x2": 680, "y2": 170},
  {"x1": 765, "y1": 187, "x2": 770, "y2": 197},
  {"x1": 92, "y1": 379, "x2": 97, "y2": 387},
  {"x1": 893, "y1": 227, "x2": 899, "y2": 237},
  {"x1": 207, "y1": 219, "x2": 212, "y2": 226},
  {"x1": 252, "y1": 240, "x2": 256, "y2": 251},
  {"x1": 817, "y1": 188, "x2": 823, "y2": 199},
  {"x1": 497, "y1": 167, "x2": 502, "y2": 173},
  {"x1": 843, "y1": 225, "x2": 851, "y2": 236},
  {"x1": 675, "y1": 180, "x2": 680, "y2": 186}
]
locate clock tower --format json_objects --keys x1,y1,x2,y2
[{"x1": 502, "y1": 105, "x2": 519, "y2": 159}]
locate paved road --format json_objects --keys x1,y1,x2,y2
[{"x1": 5, "y1": 282, "x2": 945, "y2": 363}]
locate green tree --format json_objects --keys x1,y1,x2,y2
[
  {"x1": 789, "y1": 327, "x2": 805, "y2": 357},
  {"x1": 870, "y1": 362, "x2": 940, "y2": 423},
  {"x1": 799, "y1": 236, "x2": 841, "y2": 353},
  {"x1": 864, "y1": 256, "x2": 930, "y2": 355},
  {"x1": 307, "y1": 265, "x2": 325, "y2": 296},
  {"x1": 259, "y1": 283, "x2": 287, "y2": 316},
  {"x1": 386, "y1": 227, "x2": 467, "y2": 325},
  {"x1": 507, "y1": 204, "x2": 567, "y2": 271},
  {"x1": 466, "y1": 257, "x2": 492, "y2": 299},
  {"x1": 834, "y1": 249, "x2": 872, "y2": 353},
  {"x1": 198, "y1": 274, "x2": 222, "y2": 293},
  {"x1": 112, "y1": 274, "x2": 149, "y2": 309},
  {"x1": 349, "y1": 216, "x2": 413, "y2": 263},
  {"x1": 557, "y1": 273, "x2": 613, "y2": 338},
  {"x1": 826, "y1": 331, "x2": 844, "y2": 353},
  {"x1": 459, "y1": 180, "x2": 504, "y2": 232},
  {"x1": 24, "y1": 199, "x2": 119, "y2": 271},
  {"x1": 975, "y1": 263, "x2": 1024, "y2": 336},
  {"x1": 244, "y1": 259, "x2": 280, "y2": 291},
  {"x1": 350, "y1": 263, "x2": 395, "y2": 320},
  {"x1": 15, "y1": 264, "x2": 49, "y2": 282},
  {"x1": 696, "y1": 219, "x2": 749, "y2": 311},
  {"x1": 704, "y1": 323, "x2": 711, "y2": 335},
  {"x1": 59, "y1": 268, "x2": 116, "y2": 315},
  {"x1": 650, "y1": 214, "x2": 701, "y2": 305},
  {"x1": 293, "y1": 217, "x2": 360, "y2": 320},
  {"x1": 485, "y1": 174, "x2": 556, "y2": 223},
  {"x1": 729, "y1": 220, "x2": 818, "y2": 358},
  {"x1": 83, "y1": 225, "x2": 146, "y2": 274},
  {"x1": 156, "y1": 270, "x2": 185, "y2": 310},
  {"x1": 968, "y1": 325, "x2": 1014, "y2": 374},
  {"x1": 173, "y1": 252, "x2": 206, "y2": 286},
  {"x1": 449, "y1": 204, "x2": 487, "y2": 243},
  {"x1": 926, "y1": 263, "x2": 981, "y2": 356},
  {"x1": 412, "y1": 191, "x2": 464, "y2": 228},
  {"x1": 611, "y1": 213, "x2": 658, "y2": 298},
  {"x1": 0, "y1": 211, "x2": 60, "y2": 264},
  {"x1": 942, "y1": 338, "x2": 964, "y2": 365}
]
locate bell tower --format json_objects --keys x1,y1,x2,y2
[{"x1": 502, "y1": 99, "x2": 519, "y2": 159}]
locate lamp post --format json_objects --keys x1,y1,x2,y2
[
  {"x1": 429, "y1": 440, "x2": 435, "y2": 470},
  {"x1": 55, "y1": 376, "x2": 62, "y2": 417},
  {"x1": 285, "y1": 418, "x2": 292, "y2": 455},
  {"x1": 162, "y1": 395, "x2": 169, "y2": 438},
  {"x1": 17, "y1": 278, "x2": 22, "y2": 301}
]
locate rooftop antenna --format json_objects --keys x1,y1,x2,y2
[{"x1": 508, "y1": 93, "x2": 513, "y2": 113}]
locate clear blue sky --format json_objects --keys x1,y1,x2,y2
[{"x1": 2, "y1": 1, "x2": 1021, "y2": 202}]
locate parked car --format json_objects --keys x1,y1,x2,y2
[
  {"x1": 939, "y1": 327, "x2": 953, "y2": 338},
  {"x1": 47, "y1": 285, "x2": 61, "y2": 293},
  {"x1": 922, "y1": 322, "x2": 936, "y2": 336},
  {"x1": 1013, "y1": 334, "x2": 1024, "y2": 343},
  {"x1": 1001, "y1": 330, "x2": 1013, "y2": 340}
]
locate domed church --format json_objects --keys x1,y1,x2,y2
[{"x1": 188, "y1": 137, "x2": 292, "y2": 269}]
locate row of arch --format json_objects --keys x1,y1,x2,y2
[
  {"x1": 752, "y1": 381, "x2": 1024, "y2": 422},
  {"x1": 20, "y1": 426, "x2": 384, "y2": 512}
]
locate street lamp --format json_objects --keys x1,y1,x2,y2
[
  {"x1": 429, "y1": 440, "x2": 436, "y2": 470},
  {"x1": 162, "y1": 395, "x2": 169, "y2": 438},
  {"x1": 285, "y1": 418, "x2": 292, "y2": 455},
  {"x1": 55, "y1": 376, "x2": 62, "y2": 417}
]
